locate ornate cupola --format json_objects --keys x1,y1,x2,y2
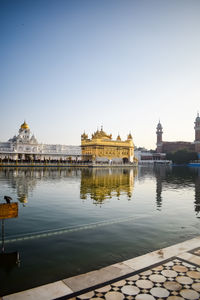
[
  {"x1": 127, "y1": 133, "x2": 133, "y2": 140},
  {"x1": 20, "y1": 121, "x2": 29, "y2": 130},
  {"x1": 92, "y1": 127, "x2": 112, "y2": 140},
  {"x1": 81, "y1": 132, "x2": 88, "y2": 140},
  {"x1": 156, "y1": 120, "x2": 162, "y2": 131},
  {"x1": 117, "y1": 134, "x2": 121, "y2": 141},
  {"x1": 17, "y1": 120, "x2": 31, "y2": 143},
  {"x1": 156, "y1": 120, "x2": 163, "y2": 153}
]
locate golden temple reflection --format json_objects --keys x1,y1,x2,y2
[
  {"x1": 80, "y1": 168, "x2": 137, "y2": 204},
  {"x1": 18, "y1": 195, "x2": 28, "y2": 206}
]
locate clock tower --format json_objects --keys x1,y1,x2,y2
[
  {"x1": 194, "y1": 113, "x2": 200, "y2": 153},
  {"x1": 156, "y1": 121, "x2": 163, "y2": 153}
]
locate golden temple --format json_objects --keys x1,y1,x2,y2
[{"x1": 81, "y1": 127, "x2": 136, "y2": 163}]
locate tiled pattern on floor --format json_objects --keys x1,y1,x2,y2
[
  {"x1": 65, "y1": 258, "x2": 200, "y2": 300},
  {"x1": 189, "y1": 247, "x2": 200, "y2": 257}
]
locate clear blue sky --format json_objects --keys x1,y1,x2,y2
[{"x1": 0, "y1": 0, "x2": 200, "y2": 149}]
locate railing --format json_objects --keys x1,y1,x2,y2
[
  {"x1": 0, "y1": 160, "x2": 138, "y2": 167},
  {"x1": 189, "y1": 160, "x2": 200, "y2": 164}
]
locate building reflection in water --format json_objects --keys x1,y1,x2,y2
[
  {"x1": 155, "y1": 166, "x2": 167, "y2": 211},
  {"x1": 194, "y1": 168, "x2": 200, "y2": 217},
  {"x1": 0, "y1": 168, "x2": 82, "y2": 206},
  {"x1": 153, "y1": 166, "x2": 200, "y2": 215},
  {"x1": 6, "y1": 168, "x2": 37, "y2": 206},
  {"x1": 1, "y1": 166, "x2": 200, "y2": 214},
  {"x1": 80, "y1": 168, "x2": 137, "y2": 204}
]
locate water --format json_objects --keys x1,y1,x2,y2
[{"x1": 0, "y1": 166, "x2": 200, "y2": 296}]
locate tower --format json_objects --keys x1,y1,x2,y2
[
  {"x1": 156, "y1": 121, "x2": 163, "y2": 153},
  {"x1": 194, "y1": 113, "x2": 200, "y2": 153},
  {"x1": 18, "y1": 121, "x2": 31, "y2": 142}
]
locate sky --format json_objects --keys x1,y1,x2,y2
[{"x1": 0, "y1": 0, "x2": 200, "y2": 149}]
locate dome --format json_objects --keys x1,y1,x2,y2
[
  {"x1": 157, "y1": 121, "x2": 162, "y2": 129},
  {"x1": 30, "y1": 134, "x2": 38, "y2": 144},
  {"x1": 195, "y1": 113, "x2": 200, "y2": 122},
  {"x1": 117, "y1": 134, "x2": 121, "y2": 141},
  {"x1": 92, "y1": 127, "x2": 112, "y2": 139},
  {"x1": 21, "y1": 121, "x2": 29, "y2": 130},
  {"x1": 81, "y1": 132, "x2": 88, "y2": 140},
  {"x1": 127, "y1": 133, "x2": 133, "y2": 140}
]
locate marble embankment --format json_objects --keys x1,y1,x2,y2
[
  {"x1": 0, "y1": 163, "x2": 137, "y2": 168},
  {"x1": 2, "y1": 237, "x2": 200, "y2": 300}
]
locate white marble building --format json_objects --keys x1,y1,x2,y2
[{"x1": 0, "y1": 121, "x2": 81, "y2": 161}]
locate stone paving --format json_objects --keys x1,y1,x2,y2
[
  {"x1": 65, "y1": 256, "x2": 200, "y2": 300},
  {"x1": 3, "y1": 237, "x2": 200, "y2": 300}
]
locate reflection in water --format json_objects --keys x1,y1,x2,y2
[
  {"x1": 154, "y1": 166, "x2": 200, "y2": 215},
  {"x1": 137, "y1": 166, "x2": 200, "y2": 214},
  {"x1": 0, "y1": 168, "x2": 81, "y2": 206},
  {"x1": 1, "y1": 166, "x2": 200, "y2": 296},
  {"x1": 138, "y1": 166, "x2": 167, "y2": 211},
  {"x1": 155, "y1": 167, "x2": 166, "y2": 211},
  {"x1": 80, "y1": 168, "x2": 138, "y2": 204},
  {"x1": 0, "y1": 203, "x2": 20, "y2": 273},
  {"x1": 0, "y1": 252, "x2": 20, "y2": 273},
  {"x1": 1, "y1": 166, "x2": 200, "y2": 213},
  {"x1": 1, "y1": 168, "x2": 37, "y2": 206},
  {"x1": 0, "y1": 166, "x2": 200, "y2": 213},
  {"x1": 194, "y1": 168, "x2": 200, "y2": 217}
]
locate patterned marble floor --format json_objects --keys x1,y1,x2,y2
[
  {"x1": 3, "y1": 239, "x2": 200, "y2": 300},
  {"x1": 65, "y1": 255, "x2": 200, "y2": 300},
  {"x1": 189, "y1": 247, "x2": 200, "y2": 257}
]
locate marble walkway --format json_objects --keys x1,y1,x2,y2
[{"x1": 2, "y1": 236, "x2": 200, "y2": 300}]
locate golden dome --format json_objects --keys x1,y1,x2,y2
[
  {"x1": 21, "y1": 121, "x2": 29, "y2": 130},
  {"x1": 127, "y1": 133, "x2": 133, "y2": 140},
  {"x1": 117, "y1": 134, "x2": 121, "y2": 141},
  {"x1": 81, "y1": 132, "x2": 88, "y2": 140},
  {"x1": 92, "y1": 127, "x2": 112, "y2": 140}
]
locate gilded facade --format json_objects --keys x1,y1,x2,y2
[{"x1": 81, "y1": 127, "x2": 136, "y2": 163}]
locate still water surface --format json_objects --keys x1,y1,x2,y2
[{"x1": 0, "y1": 166, "x2": 200, "y2": 296}]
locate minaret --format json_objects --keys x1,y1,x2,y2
[
  {"x1": 194, "y1": 112, "x2": 200, "y2": 153},
  {"x1": 156, "y1": 121, "x2": 163, "y2": 153}
]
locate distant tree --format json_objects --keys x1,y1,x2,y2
[{"x1": 166, "y1": 149, "x2": 198, "y2": 164}]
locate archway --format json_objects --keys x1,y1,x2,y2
[{"x1": 123, "y1": 157, "x2": 129, "y2": 164}]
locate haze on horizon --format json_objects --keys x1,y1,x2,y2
[{"x1": 0, "y1": 0, "x2": 200, "y2": 149}]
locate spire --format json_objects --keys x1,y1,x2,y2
[
  {"x1": 157, "y1": 120, "x2": 162, "y2": 130},
  {"x1": 81, "y1": 131, "x2": 88, "y2": 140},
  {"x1": 127, "y1": 132, "x2": 132, "y2": 140},
  {"x1": 117, "y1": 133, "x2": 121, "y2": 141},
  {"x1": 195, "y1": 111, "x2": 200, "y2": 121}
]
